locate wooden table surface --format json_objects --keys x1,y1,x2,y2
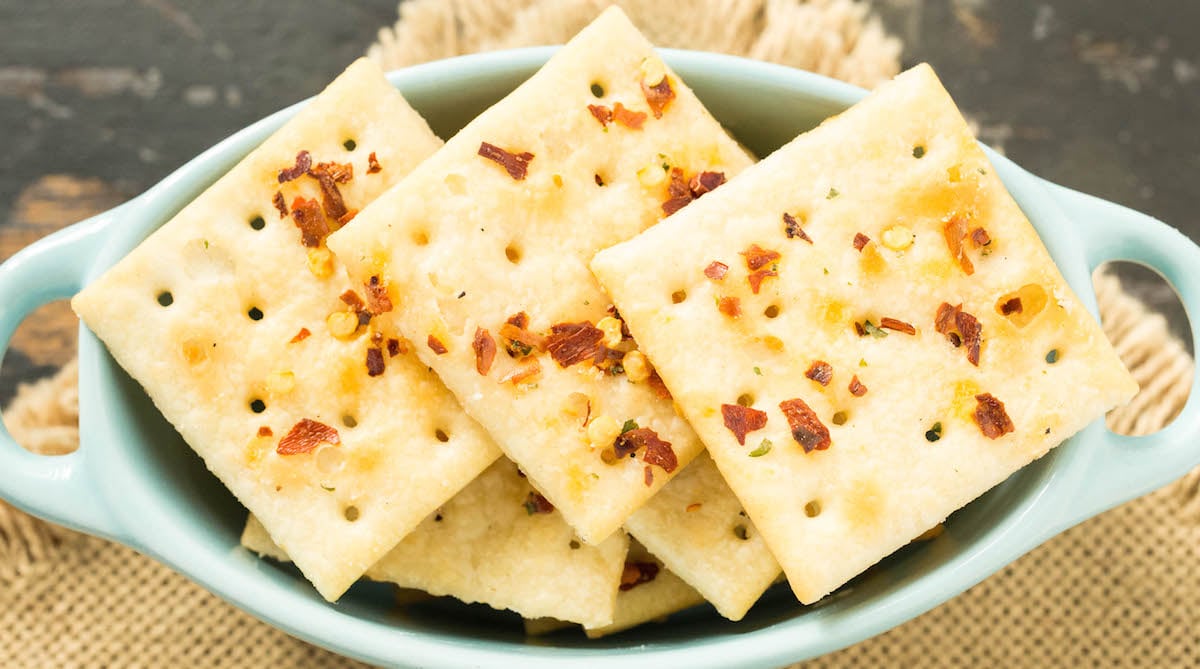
[{"x1": 1, "y1": 0, "x2": 1197, "y2": 407}]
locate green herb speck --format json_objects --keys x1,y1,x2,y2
[
  {"x1": 621, "y1": 419, "x2": 639, "y2": 434},
  {"x1": 749, "y1": 439, "x2": 772, "y2": 457},
  {"x1": 753, "y1": 366, "x2": 762, "y2": 376},
  {"x1": 1045, "y1": 349, "x2": 1060, "y2": 364},
  {"x1": 925, "y1": 422, "x2": 943, "y2": 442},
  {"x1": 859, "y1": 358, "x2": 868, "y2": 367},
  {"x1": 826, "y1": 187, "x2": 839, "y2": 199},
  {"x1": 321, "y1": 485, "x2": 335, "y2": 492},
  {"x1": 863, "y1": 320, "x2": 888, "y2": 338}
]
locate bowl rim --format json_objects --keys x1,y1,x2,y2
[{"x1": 75, "y1": 47, "x2": 1108, "y2": 668}]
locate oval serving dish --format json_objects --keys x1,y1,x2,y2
[{"x1": 1, "y1": 48, "x2": 1199, "y2": 669}]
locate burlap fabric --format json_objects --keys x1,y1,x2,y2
[{"x1": 2, "y1": 1, "x2": 1195, "y2": 666}]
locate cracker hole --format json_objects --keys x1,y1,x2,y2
[
  {"x1": 832, "y1": 410, "x2": 848, "y2": 426},
  {"x1": 804, "y1": 500, "x2": 822, "y2": 518},
  {"x1": 343, "y1": 139, "x2": 357, "y2": 151},
  {"x1": 590, "y1": 82, "x2": 605, "y2": 98},
  {"x1": 249, "y1": 215, "x2": 265, "y2": 231},
  {"x1": 913, "y1": 144, "x2": 926, "y2": 159},
  {"x1": 342, "y1": 415, "x2": 358, "y2": 428},
  {"x1": 434, "y1": 428, "x2": 450, "y2": 442},
  {"x1": 156, "y1": 291, "x2": 173, "y2": 307},
  {"x1": 505, "y1": 244, "x2": 522, "y2": 264},
  {"x1": 594, "y1": 173, "x2": 606, "y2": 187},
  {"x1": 736, "y1": 393, "x2": 755, "y2": 407},
  {"x1": 249, "y1": 399, "x2": 266, "y2": 414},
  {"x1": 670, "y1": 289, "x2": 687, "y2": 304},
  {"x1": 569, "y1": 540, "x2": 581, "y2": 550},
  {"x1": 247, "y1": 307, "x2": 264, "y2": 321},
  {"x1": 732, "y1": 523, "x2": 749, "y2": 541},
  {"x1": 764, "y1": 304, "x2": 781, "y2": 319},
  {"x1": 412, "y1": 230, "x2": 430, "y2": 246},
  {"x1": 343, "y1": 505, "x2": 360, "y2": 522}
]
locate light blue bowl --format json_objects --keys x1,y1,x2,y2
[{"x1": 1, "y1": 48, "x2": 1198, "y2": 668}]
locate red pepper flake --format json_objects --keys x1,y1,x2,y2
[
  {"x1": 257, "y1": 426, "x2": 273, "y2": 438},
  {"x1": 662, "y1": 167, "x2": 693, "y2": 216},
  {"x1": 704, "y1": 261, "x2": 729, "y2": 280},
  {"x1": 1000, "y1": 297, "x2": 1023, "y2": 315},
  {"x1": 340, "y1": 290, "x2": 365, "y2": 310},
  {"x1": 974, "y1": 393, "x2": 1014, "y2": 439},
  {"x1": 277, "y1": 150, "x2": 311, "y2": 183},
  {"x1": 721, "y1": 404, "x2": 768, "y2": 445},
  {"x1": 747, "y1": 268, "x2": 778, "y2": 295},
  {"x1": 473, "y1": 327, "x2": 496, "y2": 375},
  {"x1": 427, "y1": 335, "x2": 448, "y2": 355},
  {"x1": 935, "y1": 302, "x2": 960, "y2": 341},
  {"x1": 620, "y1": 561, "x2": 660, "y2": 591},
  {"x1": 686, "y1": 502, "x2": 702, "y2": 513},
  {"x1": 644, "y1": 465, "x2": 654, "y2": 487},
  {"x1": 779, "y1": 398, "x2": 831, "y2": 453},
  {"x1": 478, "y1": 142, "x2": 534, "y2": 181},
  {"x1": 943, "y1": 215, "x2": 975, "y2": 275},
  {"x1": 272, "y1": 190, "x2": 288, "y2": 218},
  {"x1": 337, "y1": 209, "x2": 357, "y2": 226},
  {"x1": 367, "y1": 151, "x2": 382, "y2": 174},
  {"x1": 689, "y1": 171, "x2": 726, "y2": 197},
  {"x1": 290, "y1": 196, "x2": 328, "y2": 248},
  {"x1": 853, "y1": 233, "x2": 870, "y2": 251},
  {"x1": 499, "y1": 359, "x2": 542, "y2": 385},
  {"x1": 641, "y1": 75, "x2": 675, "y2": 119},
  {"x1": 783, "y1": 212, "x2": 812, "y2": 243},
  {"x1": 523, "y1": 491, "x2": 555, "y2": 515},
  {"x1": 647, "y1": 369, "x2": 673, "y2": 400},
  {"x1": 309, "y1": 168, "x2": 348, "y2": 221},
  {"x1": 805, "y1": 360, "x2": 833, "y2": 386},
  {"x1": 311, "y1": 160, "x2": 353, "y2": 183},
  {"x1": 290, "y1": 327, "x2": 311, "y2": 343},
  {"x1": 971, "y1": 227, "x2": 991, "y2": 247},
  {"x1": 612, "y1": 102, "x2": 647, "y2": 130},
  {"x1": 613, "y1": 427, "x2": 678, "y2": 473},
  {"x1": 387, "y1": 338, "x2": 403, "y2": 357},
  {"x1": 587, "y1": 104, "x2": 612, "y2": 127},
  {"x1": 740, "y1": 244, "x2": 781, "y2": 271},
  {"x1": 277, "y1": 418, "x2": 339, "y2": 455},
  {"x1": 957, "y1": 309, "x2": 982, "y2": 366},
  {"x1": 507, "y1": 312, "x2": 529, "y2": 329},
  {"x1": 879, "y1": 317, "x2": 917, "y2": 335},
  {"x1": 364, "y1": 275, "x2": 393, "y2": 315},
  {"x1": 366, "y1": 347, "x2": 385, "y2": 377},
  {"x1": 718, "y1": 296, "x2": 742, "y2": 318},
  {"x1": 849, "y1": 375, "x2": 868, "y2": 397},
  {"x1": 545, "y1": 321, "x2": 604, "y2": 368}
]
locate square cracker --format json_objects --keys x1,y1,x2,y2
[
  {"x1": 625, "y1": 452, "x2": 780, "y2": 620},
  {"x1": 327, "y1": 7, "x2": 753, "y2": 543},
  {"x1": 592, "y1": 64, "x2": 1137, "y2": 604},
  {"x1": 72, "y1": 58, "x2": 501, "y2": 601},
  {"x1": 243, "y1": 458, "x2": 629, "y2": 627}
]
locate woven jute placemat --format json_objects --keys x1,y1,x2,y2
[{"x1": 2, "y1": 1, "x2": 1196, "y2": 666}]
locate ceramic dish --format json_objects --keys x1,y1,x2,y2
[{"x1": 1, "y1": 49, "x2": 1199, "y2": 668}]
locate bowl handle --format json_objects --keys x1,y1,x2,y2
[
  {"x1": 1045, "y1": 182, "x2": 1200, "y2": 532},
  {"x1": 0, "y1": 204, "x2": 132, "y2": 542}
]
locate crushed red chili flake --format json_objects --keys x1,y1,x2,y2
[
  {"x1": 587, "y1": 103, "x2": 612, "y2": 127},
  {"x1": 340, "y1": 290, "x2": 365, "y2": 310},
  {"x1": 290, "y1": 327, "x2": 311, "y2": 343},
  {"x1": 879, "y1": 317, "x2": 917, "y2": 335},
  {"x1": 718, "y1": 296, "x2": 742, "y2": 318},
  {"x1": 309, "y1": 169, "x2": 348, "y2": 220},
  {"x1": 613, "y1": 427, "x2": 678, "y2": 472},
  {"x1": 290, "y1": 196, "x2": 328, "y2": 247},
  {"x1": 805, "y1": 360, "x2": 833, "y2": 386},
  {"x1": 272, "y1": 190, "x2": 288, "y2": 218},
  {"x1": 935, "y1": 302, "x2": 960, "y2": 340},
  {"x1": 367, "y1": 151, "x2": 382, "y2": 174},
  {"x1": 473, "y1": 327, "x2": 496, "y2": 375},
  {"x1": 740, "y1": 244, "x2": 781, "y2": 271},
  {"x1": 366, "y1": 347, "x2": 385, "y2": 377},
  {"x1": 943, "y1": 215, "x2": 975, "y2": 275},
  {"x1": 500, "y1": 313, "x2": 545, "y2": 358},
  {"x1": 337, "y1": 209, "x2": 357, "y2": 226},
  {"x1": 277, "y1": 418, "x2": 339, "y2": 455},
  {"x1": 974, "y1": 393, "x2": 1014, "y2": 439},
  {"x1": 277, "y1": 150, "x2": 311, "y2": 183},
  {"x1": 310, "y1": 160, "x2": 353, "y2": 183},
  {"x1": 499, "y1": 359, "x2": 541, "y2": 385},
  {"x1": 783, "y1": 212, "x2": 812, "y2": 243},
  {"x1": 957, "y1": 309, "x2": 982, "y2": 366},
  {"x1": 971, "y1": 227, "x2": 991, "y2": 247},
  {"x1": 478, "y1": 142, "x2": 534, "y2": 180},
  {"x1": 641, "y1": 75, "x2": 675, "y2": 119},
  {"x1": 662, "y1": 168, "x2": 693, "y2": 216},
  {"x1": 853, "y1": 233, "x2": 870, "y2": 251},
  {"x1": 364, "y1": 275, "x2": 393, "y2": 315},
  {"x1": 545, "y1": 321, "x2": 604, "y2": 368},
  {"x1": 747, "y1": 268, "x2": 778, "y2": 295},
  {"x1": 257, "y1": 426, "x2": 273, "y2": 438},
  {"x1": 427, "y1": 335, "x2": 448, "y2": 355},
  {"x1": 507, "y1": 312, "x2": 530, "y2": 329},
  {"x1": 620, "y1": 561, "x2": 660, "y2": 591},
  {"x1": 523, "y1": 491, "x2": 555, "y2": 514},
  {"x1": 689, "y1": 171, "x2": 726, "y2": 197},
  {"x1": 387, "y1": 338, "x2": 403, "y2": 357},
  {"x1": 1000, "y1": 297, "x2": 1023, "y2": 315},
  {"x1": 721, "y1": 404, "x2": 768, "y2": 445},
  {"x1": 779, "y1": 398, "x2": 831, "y2": 453},
  {"x1": 644, "y1": 465, "x2": 654, "y2": 487},
  {"x1": 612, "y1": 102, "x2": 647, "y2": 130},
  {"x1": 704, "y1": 261, "x2": 729, "y2": 280},
  {"x1": 849, "y1": 375, "x2": 868, "y2": 397},
  {"x1": 647, "y1": 370, "x2": 673, "y2": 400}
]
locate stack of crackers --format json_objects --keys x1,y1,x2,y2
[{"x1": 73, "y1": 7, "x2": 1136, "y2": 636}]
